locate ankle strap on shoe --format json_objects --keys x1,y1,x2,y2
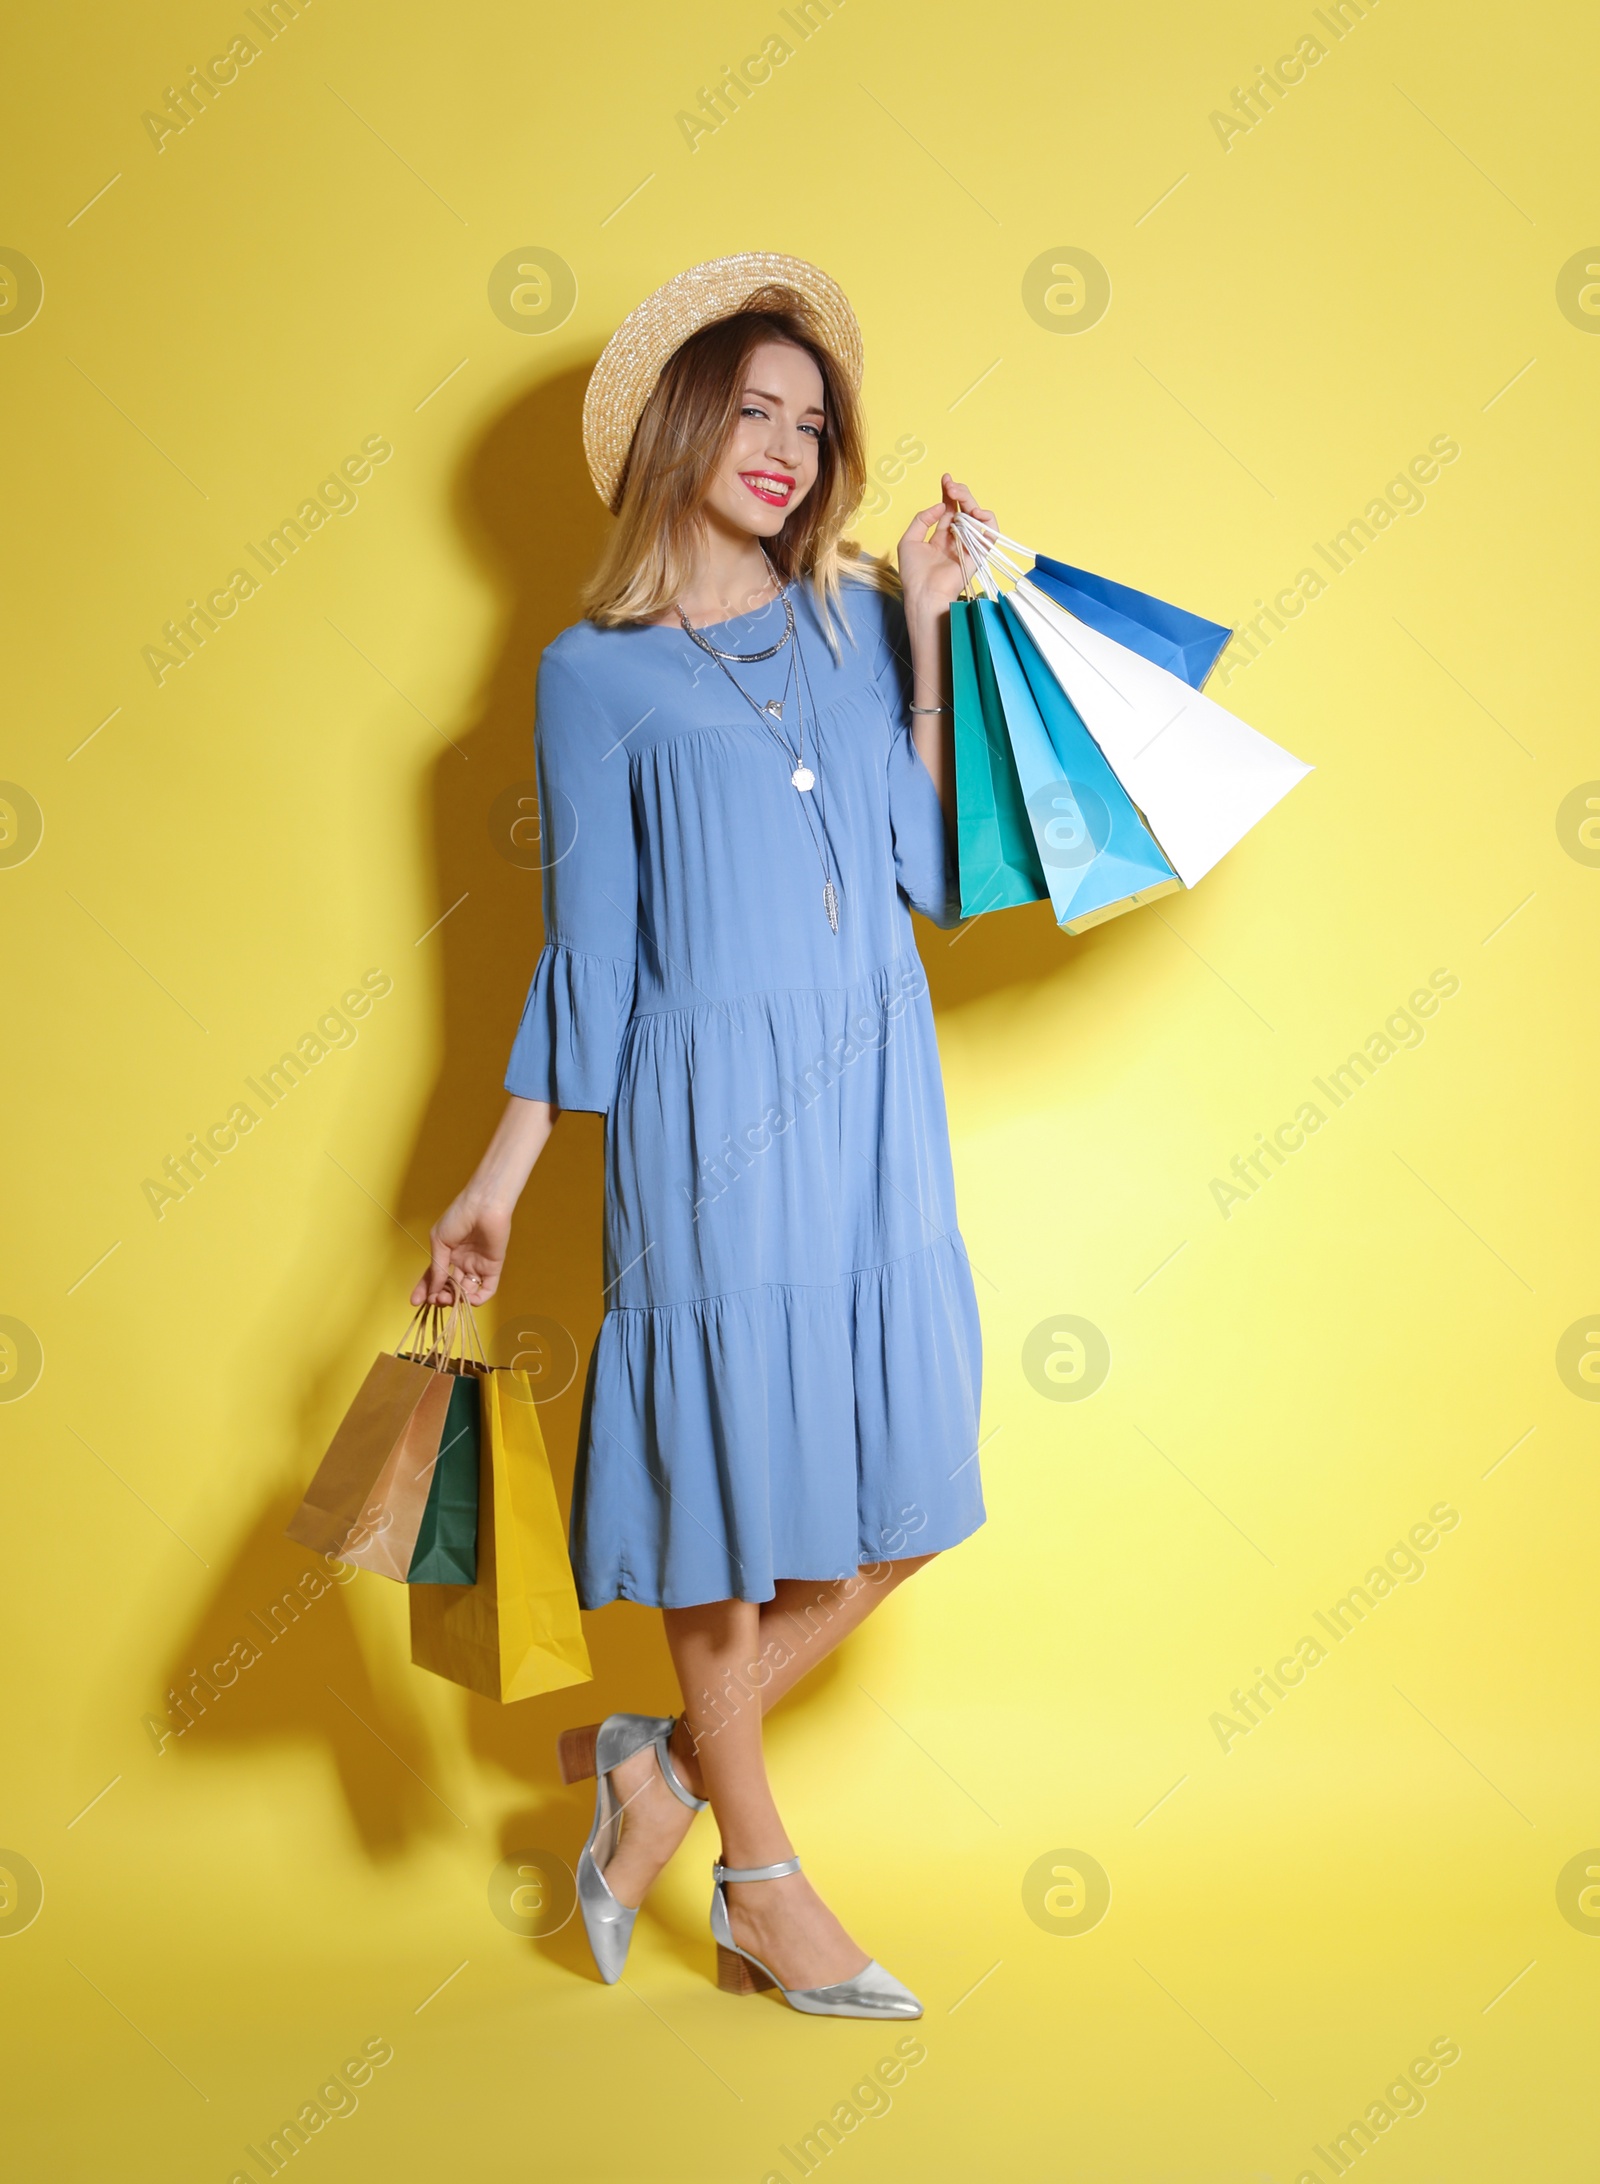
[
  {"x1": 713, "y1": 1856, "x2": 801, "y2": 1884},
  {"x1": 655, "y1": 1721, "x2": 708, "y2": 1812}
]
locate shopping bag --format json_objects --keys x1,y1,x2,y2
[
  {"x1": 285, "y1": 1300, "x2": 462, "y2": 1582},
  {"x1": 956, "y1": 515, "x2": 1312, "y2": 890},
  {"x1": 951, "y1": 597, "x2": 1046, "y2": 917},
  {"x1": 405, "y1": 1360, "x2": 481, "y2": 1586},
  {"x1": 409, "y1": 1367, "x2": 592, "y2": 1702},
  {"x1": 1009, "y1": 580, "x2": 1311, "y2": 887},
  {"x1": 974, "y1": 598, "x2": 1179, "y2": 934},
  {"x1": 1026, "y1": 553, "x2": 1232, "y2": 688}
]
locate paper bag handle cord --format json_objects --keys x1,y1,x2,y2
[
  {"x1": 952, "y1": 513, "x2": 1032, "y2": 592},
  {"x1": 953, "y1": 523, "x2": 1030, "y2": 596},
  {"x1": 954, "y1": 522, "x2": 1005, "y2": 603},
  {"x1": 950, "y1": 516, "x2": 1009, "y2": 601},
  {"x1": 435, "y1": 1282, "x2": 490, "y2": 1372},
  {"x1": 423, "y1": 1296, "x2": 463, "y2": 1370},
  {"x1": 396, "y1": 1294, "x2": 453, "y2": 1367},
  {"x1": 953, "y1": 511, "x2": 1029, "y2": 561},
  {"x1": 395, "y1": 1297, "x2": 435, "y2": 1357},
  {"x1": 951, "y1": 523, "x2": 988, "y2": 600},
  {"x1": 413, "y1": 1299, "x2": 454, "y2": 1370},
  {"x1": 455, "y1": 1295, "x2": 491, "y2": 1372},
  {"x1": 398, "y1": 1286, "x2": 492, "y2": 1373},
  {"x1": 423, "y1": 1289, "x2": 472, "y2": 1372}
]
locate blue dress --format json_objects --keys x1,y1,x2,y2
[{"x1": 505, "y1": 574, "x2": 985, "y2": 1609}]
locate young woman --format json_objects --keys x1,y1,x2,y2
[{"x1": 414, "y1": 255, "x2": 993, "y2": 2019}]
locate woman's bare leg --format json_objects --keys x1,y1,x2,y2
[
  {"x1": 664, "y1": 1553, "x2": 936, "y2": 1796},
  {"x1": 662, "y1": 1598, "x2": 865, "y2": 1990},
  {"x1": 598, "y1": 1554, "x2": 934, "y2": 1918}
]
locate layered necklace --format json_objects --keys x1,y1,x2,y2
[{"x1": 676, "y1": 560, "x2": 840, "y2": 932}]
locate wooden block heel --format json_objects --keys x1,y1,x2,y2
[
  {"x1": 717, "y1": 1943, "x2": 775, "y2": 1995},
  {"x1": 557, "y1": 1723, "x2": 599, "y2": 1784}
]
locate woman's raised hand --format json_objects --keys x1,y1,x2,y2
[{"x1": 896, "y1": 473, "x2": 997, "y2": 623}]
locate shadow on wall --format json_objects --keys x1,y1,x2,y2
[
  {"x1": 153, "y1": 1494, "x2": 444, "y2": 1861},
  {"x1": 156, "y1": 364, "x2": 626, "y2": 1876},
  {"x1": 162, "y1": 356, "x2": 1073, "y2": 1929}
]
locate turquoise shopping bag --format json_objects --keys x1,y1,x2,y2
[
  {"x1": 976, "y1": 598, "x2": 1179, "y2": 935},
  {"x1": 951, "y1": 597, "x2": 1046, "y2": 918}
]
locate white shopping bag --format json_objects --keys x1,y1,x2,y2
[{"x1": 1006, "y1": 581, "x2": 1311, "y2": 888}]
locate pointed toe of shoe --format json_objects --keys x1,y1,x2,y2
[
  {"x1": 859, "y1": 1961, "x2": 923, "y2": 2016},
  {"x1": 570, "y1": 1712, "x2": 682, "y2": 1985},
  {"x1": 577, "y1": 1852, "x2": 639, "y2": 1985},
  {"x1": 789, "y1": 1959, "x2": 923, "y2": 2019},
  {"x1": 586, "y1": 1906, "x2": 638, "y2": 1986}
]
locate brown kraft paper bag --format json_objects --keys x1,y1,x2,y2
[{"x1": 285, "y1": 1302, "x2": 461, "y2": 1581}]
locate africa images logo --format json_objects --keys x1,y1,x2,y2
[{"x1": 674, "y1": 0, "x2": 846, "y2": 150}]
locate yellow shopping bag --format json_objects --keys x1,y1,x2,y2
[{"x1": 408, "y1": 1367, "x2": 592, "y2": 1702}]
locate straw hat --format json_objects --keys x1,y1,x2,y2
[{"x1": 581, "y1": 253, "x2": 864, "y2": 511}]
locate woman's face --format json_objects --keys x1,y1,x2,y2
[{"x1": 703, "y1": 338, "x2": 826, "y2": 542}]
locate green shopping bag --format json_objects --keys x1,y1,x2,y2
[
  {"x1": 406, "y1": 1366, "x2": 481, "y2": 1584},
  {"x1": 951, "y1": 597, "x2": 1046, "y2": 918}
]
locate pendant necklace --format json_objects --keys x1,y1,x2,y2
[
  {"x1": 677, "y1": 588, "x2": 813, "y2": 791},
  {"x1": 676, "y1": 571, "x2": 839, "y2": 931}
]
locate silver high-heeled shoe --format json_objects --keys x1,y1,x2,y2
[
  {"x1": 709, "y1": 1856, "x2": 923, "y2": 2018},
  {"x1": 557, "y1": 1712, "x2": 708, "y2": 1983}
]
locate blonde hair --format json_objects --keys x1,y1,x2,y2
[{"x1": 580, "y1": 286, "x2": 898, "y2": 637}]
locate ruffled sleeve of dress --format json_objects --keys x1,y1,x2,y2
[
  {"x1": 504, "y1": 645, "x2": 638, "y2": 1113},
  {"x1": 866, "y1": 583, "x2": 963, "y2": 930}
]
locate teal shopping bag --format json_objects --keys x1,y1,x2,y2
[
  {"x1": 977, "y1": 597, "x2": 1179, "y2": 935},
  {"x1": 406, "y1": 1366, "x2": 481, "y2": 1584},
  {"x1": 951, "y1": 598, "x2": 1046, "y2": 918}
]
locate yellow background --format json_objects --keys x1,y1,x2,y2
[{"x1": 4, "y1": 1, "x2": 1596, "y2": 2176}]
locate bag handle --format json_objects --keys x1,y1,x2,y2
[
  {"x1": 952, "y1": 523, "x2": 994, "y2": 603},
  {"x1": 953, "y1": 511, "x2": 1029, "y2": 599},
  {"x1": 397, "y1": 1284, "x2": 491, "y2": 1374},
  {"x1": 421, "y1": 1290, "x2": 465, "y2": 1373},
  {"x1": 395, "y1": 1297, "x2": 438, "y2": 1360},
  {"x1": 954, "y1": 510, "x2": 1028, "y2": 560},
  {"x1": 952, "y1": 514, "x2": 1010, "y2": 602},
  {"x1": 452, "y1": 1292, "x2": 491, "y2": 1374}
]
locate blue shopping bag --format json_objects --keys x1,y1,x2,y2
[
  {"x1": 1027, "y1": 553, "x2": 1231, "y2": 690},
  {"x1": 974, "y1": 598, "x2": 1179, "y2": 935}
]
